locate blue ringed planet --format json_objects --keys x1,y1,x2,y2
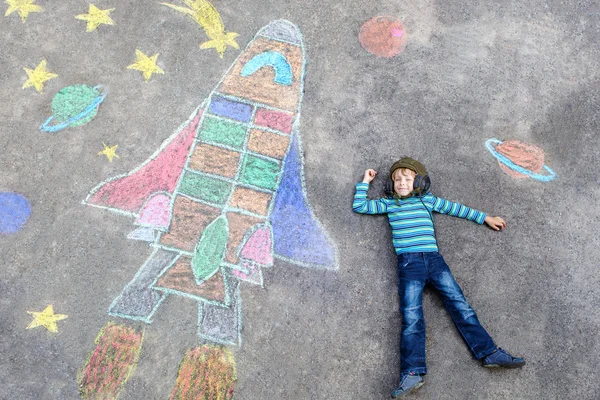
[
  {"x1": 485, "y1": 138, "x2": 556, "y2": 182},
  {"x1": 40, "y1": 85, "x2": 107, "y2": 133}
]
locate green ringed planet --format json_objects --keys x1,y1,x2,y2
[{"x1": 40, "y1": 84, "x2": 107, "y2": 133}]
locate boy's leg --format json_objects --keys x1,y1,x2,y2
[
  {"x1": 397, "y1": 254, "x2": 428, "y2": 375},
  {"x1": 424, "y1": 252, "x2": 497, "y2": 360}
]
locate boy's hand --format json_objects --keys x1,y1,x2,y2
[
  {"x1": 484, "y1": 216, "x2": 506, "y2": 231},
  {"x1": 363, "y1": 169, "x2": 377, "y2": 183}
]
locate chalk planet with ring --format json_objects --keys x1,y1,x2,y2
[
  {"x1": 40, "y1": 84, "x2": 107, "y2": 133},
  {"x1": 485, "y1": 138, "x2": 556, "y2": 182}
]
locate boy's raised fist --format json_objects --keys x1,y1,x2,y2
[{"x1": 363, "y1": 169, "x2": 377, "y2": 183}]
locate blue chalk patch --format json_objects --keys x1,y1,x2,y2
[
  {"x1": 241, "y1": 51, "x2": 293, "y2": 86},
  {"x1": 271, "y1": 137, "x2": 336, "y2": 267},
  {"x1": 0, "y1": 192, "x2": 31, "y2": 234},
  {"x1": 209, "y1": 96, "x2": 253, "y2": 123}
]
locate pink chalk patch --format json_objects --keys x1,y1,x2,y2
[
  {"x1": 135, "y1": 193, "x2": 171, "y2": 228},
  {"x1": 240, "y1": 226, "x2": 273, "y2": 265},
  {"x1": 254, "y1": 108, "x2": 294, "y2": 134},
  {"x1": 391, "y1": 28, "x2": 403, "y2": 37},
  {"x1": 87, "y1": 109, "x2": 203, "y2": 213}
]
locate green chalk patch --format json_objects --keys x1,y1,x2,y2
[
  {"x1": 179, "y1": 171, "x2": 232, "y2": 204},
  {"x1": 198, "y1": 116, "x2": 247, "y2": 149},
  {"x1": 52, "y1": 84, "x2": 100, "y2": 127},
  {"x1": 192, "y1": 216, "x2": 228, "y2": 283},
  {"x1": 240, "y1": 155, "x2": 280, "y2": 190}
]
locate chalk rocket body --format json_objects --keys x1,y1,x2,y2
[{"x1": 83, "y1": 20, "x2": 337, "y2": 346}]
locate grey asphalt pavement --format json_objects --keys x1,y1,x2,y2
[{"x1": 1, "y1": 0, "x2": 599, "y2": 399}]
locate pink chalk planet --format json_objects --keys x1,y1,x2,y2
[
  {"x1": 359, "y1": 16, "x2": 408, "y2": 58},
  {"x1": 485, "y1": 138, "x2": 556, "y2": 182}
]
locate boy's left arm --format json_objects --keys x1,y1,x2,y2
[{"x1": 425, "y1": 194, "x2": 506, "y2": 231}]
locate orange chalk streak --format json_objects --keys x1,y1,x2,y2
[
  {"x1": 169, "y1": 345, "x2": 236, "y2": 400},
  {"x1": 78, "y1": 323, "x2": 143, "y2": 400}
]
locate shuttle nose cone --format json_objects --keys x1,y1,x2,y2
[{"x1": 257, "y1": 19, "x2": 302, "y2": 44}]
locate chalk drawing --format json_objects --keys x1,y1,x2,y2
[
  {"x1": 22, "y1": 60, "x2": 57, "y2": 93},
  {"x1": 78, "y1": 19, "x2": 338, "y2": 400},
  {"x1": 485, "y1": 138, "x2": 556, "y2": 181},
  {"x1": 169, "y1": 345, "x2": 236, "y2": 400},
  {"x1": 127, "y1": 50, "x2": 164, "y2": 82},
  {"x1": 4, "y1": 0, "x2": 42, "y2": 22},
  {"x1": 0, "y1": 192, "x2": 31, "y2": 234},
  {"x1": 98, "y1": 142, "x2": 119, "y2": 162},
  {"x1": 40, "y1": 85, "x2": 107, "y2": 133},
  {"x1": 84, "y1": 20, "x2": 337, "y2": 349},
  {"x1": 26, "y1": 305, "x2": 67, "y2": 333},
  {"x1": 78, "y1": 323, "x2": 143, "y2": 400},
  {"x1": 75, "y1": 4, "x2": 115, "y2": 32},
  {"x1": 160, "y1": 0, "x2": 239, "y2": 58},
  {"x1": 359, "y1": 16, "x2": 408, "y2": 58}
]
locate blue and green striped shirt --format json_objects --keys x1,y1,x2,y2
[{"x1": 352, "y1": 183, "x2": 486, "y2": 254}]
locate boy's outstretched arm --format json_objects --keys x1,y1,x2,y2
[
  {"x1": 352, "y1": 169, "x2": 389, "y2": 215},
  {"x1": 425, "y1": 194, "x2": 506, "y2": 230}
]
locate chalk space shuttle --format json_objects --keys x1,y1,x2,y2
[{"x1": 83, "y1": 20, "x2": 337, "y2": 346}]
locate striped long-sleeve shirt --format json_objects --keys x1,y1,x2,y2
[{"x1": 352, "y1": 183, "x2": 486, "y2": 254}]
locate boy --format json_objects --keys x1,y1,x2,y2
[{"x1": 352, "y1": 157, "x2": 525, "y2": 398}]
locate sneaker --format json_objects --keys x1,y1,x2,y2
[
  {"x1": 482, "y1": 348, "x2": 526, "y2": 368},
  {"x1": 391, "y1": 373, "x2": 424, "y2": 398}
]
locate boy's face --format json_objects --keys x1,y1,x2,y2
[{"x1": 393, "y1": 168, "x2": 416, "y2": 197}]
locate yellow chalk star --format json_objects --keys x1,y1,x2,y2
[
  {"x1": 127, "y1": 50, "x2": 164, "y2": 82},
  {"x1": 98, "y1": 142, "x2": 119, "y2": 162},
  {"x1": 22, "y1": 59, "x2": 58, "y2": 93},
  {"x1": 27, "y1": 305, "x2": 68, "y2": 333},
  {"x1": 75, "y1": 4, "x2": 115, "y2": 32},
  {"x1": 5, "y1": 0, "x2": 43, "y2": 23}
]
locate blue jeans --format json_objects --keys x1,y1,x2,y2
[{"x1": 397, "y1": 252, "x2": 497, "y2": 375}]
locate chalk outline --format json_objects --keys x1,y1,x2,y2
[
  {"x1": 197, "y1": 280, "x2": 243, "y2": 346},
  {"x1": 84, "y1": 20, "x2": 339, "y2": 344},
  {"x1": 107, "y1": 247, "x2": 176, "y2": 323}
]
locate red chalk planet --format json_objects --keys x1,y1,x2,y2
[{"x1": 359, "y1": 16, "x2": 408, "y2": 58}]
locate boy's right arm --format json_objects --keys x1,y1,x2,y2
[{"x1": 352, "y1": 169, "x2": 389, "y2": 215}]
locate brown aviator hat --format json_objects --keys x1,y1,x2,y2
[{"x1": 389, "y1": 157, "x2": 428, "y2": 180}]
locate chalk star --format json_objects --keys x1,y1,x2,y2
[
  {"x1": 27, "y1": 305, "x2": 68, "y2": 333},
  {"x1": 200, "y1": 32, "x2": 239, "y2": 58},
  {"x1": 75, "y1": 4, "x2": 115, "y2": 32},
  {"x1": 127, "y1": 50, "x2": 164, "y2": 82},
  {"x1": 5, "y1": 0, "x2": 43, "y2": 22},
  {"x1": 22, "y1": 59, "x2": 58, "y2": 93},
  {"x1": 98, "y1": 142, "x2": 119, "y2": 162}
]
